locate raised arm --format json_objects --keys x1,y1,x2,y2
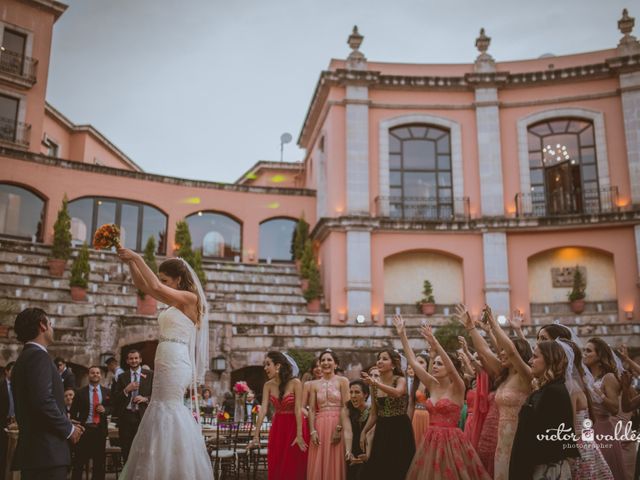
[
  {"x1": 486, "y1": 306, "x2": 532, "y2": 383},
  {"x1": 420, "y1": 324, "x2": 466, "y2": 394},
  {"x1": 621, "y1": 371, "x2": 640, "y2": 412},
  {"x1": 118, "y1": 248, "x2": 197, "y2": 312},
  {"x1": 127, "y1": 261, "x2": 152, "y2": 296},
  {"x1": 454, "y1": 304, "x2": 501, "y2": 379},
  {"x1": 618, "y1": 345, "x2": 640, "y2": 377},
  {"x1": 393, "y1": 315, "x2": 439, "y2": 388},
  {"x1": 507, "y1": 310, "x2": 530, "y2": 344}
]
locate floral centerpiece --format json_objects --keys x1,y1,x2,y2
[
  {"x1": 251, "y1": 404, "x2": 260, "y2": 424},
  {"x1": 93, "y1": 224, "x2": 121, "y2": 250},
  {"x1": 233, "y1": 381, "x2": 250, "y2": 421}
]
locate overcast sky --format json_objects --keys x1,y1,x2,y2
[{"x1": 47, "y1": 0, "x2": 629, "y2": 183}]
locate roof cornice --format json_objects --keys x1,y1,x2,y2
[
  {"x1": 20, "y1": 0, "x2": 67, "y2": 20},
  {"x1": 234, "y1": 160, "x2": 304, "y2": 185}
]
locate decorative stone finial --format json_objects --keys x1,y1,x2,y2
[
  {"x1": 474, "y1": 28, "x2": 496, "y2": 73},
  {"x1": 617, "y1": 8, "x2": 640, "y2": 55},
  {"x1": 346, "y1": 25, "x2": 367, "y2": 70}
]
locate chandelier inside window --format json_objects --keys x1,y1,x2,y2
[{"x1": 542, "y1": 144, "x2": 576, "y2": 165}]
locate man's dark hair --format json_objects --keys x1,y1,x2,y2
[
  {"x1": 4, "y1": 362, "x2": 15, "y2": 373},
  {"x1": 14, "y1": 308, "x2": 48, "y2": 343},
  {"x1": 105, "y1": 357, "x2": 118, "y2": 366},
  {"x1": 54, "y1": 357, "x2": 66, "y2": 366},
  {"x1": 127, "y1": 349, "x2": 141, "y2": 357}
]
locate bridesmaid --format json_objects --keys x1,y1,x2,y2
[
  {"x1": 396, "y1": 316, "x2": 490, "y2": 480},
  {"x1": 510, "y1": 341, "x2": 579, "y2": 479},
  {"x1": 302, "y1": 357, "x2": 322, "y2": 416},
  {"x1": 344, "y1": 379, "x2": 370, "y2": 480},
  {"x1": 583, "y1": 337, "x2": 626, "y2": 480},
  {"x1": 307, "y1": 349, "x2": 350, "y2": 480},
  {"x1": 409, "y1": 351, "x2": 431, "y2": 446},
  {"x1": 360, "y1": 345, "x2": 415, "y2": 480},
  {"x1": 249, "y1": 351, "x2": 308, "y2": 480}
]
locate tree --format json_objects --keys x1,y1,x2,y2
[
  {"x1": 303, "y1": 261, "x2": 322, "y2": 302},
  {"x1": 138, "y1": 237, "x2": 158, "y2": 299},
  {"x1": 291, "y1": 215, "x2": 309, "y2": 261},
  {"x1": 433, "y1": 317, "x2": 468, "y2": 352},
  {"x1": 51, "y1": 195, "x2": 72, "y2": 260},
  {"x1": 568, "y1": 266, "x2": 586, "y2": 301},
  {"x1": 69, "y1": 243, "x2": 90, "y2": 289},
  {"x1": 420, "y1": 280, "x2": 435, "y2": 304},
  {"x1": 300, "y1": 239, "x2": 314, "y2": 279},
  {"x1": 174, "y1": 220, "x2": 206, "y2": 285}
]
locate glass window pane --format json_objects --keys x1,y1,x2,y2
[
  {"x1": 187, "y1": 212, "x2": 241, "y2": 259},
  {"x1": 439, "y1": 188, "x2": 452, "y2": 199},
  {"x1": 581, "y1": 147, "x2": 596, "y2": 164},
  {"x1": 96, "y1": 200, "x2": 116, "y2": 229},
  {"x1": 579, "y1": 127, "x2": 594, "y2": 147},
  {"x1": 391, "y1": 127, "x2": 411, "y2": 139},
  {"x1": 549, "y1": 120, "x2": 569, "y2": 133},
  {"x1": 120, "y1": 204, "x2": 139, "y2": 250},
  {"x1": 403, "y1": 172, "x2": 436, "y2": 198},
  {"x1": 0, "y1": 184, "x2": 44, "y2": 239},
  {"x1": 390, "y1": 171, "x2": 402, "y2": 186},
  {"x1": 68, "y1": 198, "x2": 93, "y2": 243},
  {"x1": 530, "y1": 168, "x2": 544, "y2": 185},
  {"x1": 438, "y1": 172, "x2": 451, "y2": 187},
  {"x1": 436, "y1": 135, "x2": 450, "y2": 154},
  {"x1": 390, "y1": 187, "x2": 402, "y2": 198},
  {"x1": 437, "y1": 155, "x2": 451, "y2": 170},
  {"x1": 427, "y1": 127, "x2": 445, "y2": 140},
  {"x1": 583, "y1": 181, "x2": 598, "y2": 192},
  {"x1": 389, "y1": 135, "x2": 401, "y2": 153},
  {"x1": 259, "y1": 218, "x2": 296, "y2": 261},
  {"x1": 529, "y1": 152, "x2": 542, "y2": 168},
  {"x1": 0, "y1": 94, "x2": 19, "y2": 142},
  {"x1": 410, "y1": 126, "x2": 427, "y2": 138},
  {"x1": 528, "y1": 132, "x2": 540, "y2": 152},
  {"x1": 389, "y1": 154, "x2": 401, "y2": 169},
  {"x1": 581, "y1": 164, "x2": 597, "y2": 182},
  {"x1": 542, "y1": 134, "x2": 578, "y2": 164},
  {"x1": 529, "y1": 123, "x2": 551, "y2": 136},
  {"x1": 141, "y1": 205, "x2": 167, "y2": 254},
  {"x1": 567, "y1": 120, "x2": 588, "y2": 133},
  {"x1": 404, "y1": 139, "x2": 435, "y2": 169}
]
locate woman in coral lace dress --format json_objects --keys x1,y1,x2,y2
[
  {"x1": 395, "y1": 315, "x2": 491, "y2": 480},
  {"x1": 307, "y1": 349, "x2": 351, "y2": 480},
  {"x1": 249, "y1": 351, "x2": 308, "y2": 480}
]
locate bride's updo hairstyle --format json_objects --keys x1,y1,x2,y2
[
  {"x1": 159, "y1": 258, "x2": 203, "y2": 326},
  {"x1": 267, "y1": 351, "x2": 293, "y2": 399}
]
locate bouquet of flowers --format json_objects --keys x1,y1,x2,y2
[
  {"x1": 93, "y1": 223, "x2": 121, "y2": 250},
  {"x1": 233, "y1": 381, "x2": 250, "y2": 395}
]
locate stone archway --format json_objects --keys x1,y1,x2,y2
[{"x1": 230, "y1": 366, "x2": 266, "y2": 401}]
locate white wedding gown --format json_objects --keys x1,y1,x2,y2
[{"x1": 120, "y1": 307, "x2": 213, "y2": 479}]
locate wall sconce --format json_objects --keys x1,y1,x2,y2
[
  {"x1": 210, "y1": 355, "x2": 227, "y2": 374},
  {"x1": 355, "y1": 314, "x2": 366, "y2": 324},
  {"x1": 625, "y1": 309, "x2": 634, "y2": 320},
  {"x1": 338, "y1": 311, "x2": 347, "y2": 322}
]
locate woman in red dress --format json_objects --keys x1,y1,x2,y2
[{"x1": 249, "y1": 351, "x2": 309, "y2": 480}]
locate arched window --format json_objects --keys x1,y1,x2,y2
[
  {"x1": 389, "y1": 125, "x2": 452, "y2": 219},
  {"x1": 259, "y1": 218, "x2": 296, "y2": 262},
  {"x1": 186, "y1": 212, "x2": 241, "y2": 259},
  {"x1": 0, "y1": 183, "x2": 44, "y2": 240},
  {"x1": 527, "y1": 119, "x2": 600, "y2": 215},
  {"x1": 68, "y1": 197, "x2": 166, "y2": 252}
]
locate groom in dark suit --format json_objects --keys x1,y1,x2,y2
[
  {"x1": 113, "y1": 349, "x2": 153, "y2": 461},
  {"x1": 11, "y1": 308, "x2": 84, "y2": 480}
]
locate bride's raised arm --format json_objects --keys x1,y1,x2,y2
[{"x1": 117, "y1": 248, "x2": 196, "y2": 309}]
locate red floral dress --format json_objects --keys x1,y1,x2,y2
[{"x1": 407, "y1": 398, "x2": 491, "y2": 480}]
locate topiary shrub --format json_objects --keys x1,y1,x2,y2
[
  {"x1": 51, "y1": 195, "x2": 72, "y2": 260},
  {"x1": 70, "y1": 243, "x2": 90, "y2": 289}
]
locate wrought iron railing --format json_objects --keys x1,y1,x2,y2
[
  {"x1": 0, "y1": 50, "x2": 38, "y2": 84},
  {"x1": 376, "y1": 196, "x2": 470, "y2": 220},
  {"x1": 0, "y1": 116, "x2": 31, "y2": 147},
  {"x1": 515, "y1": 186, "x2": 619, "y2": 217}
]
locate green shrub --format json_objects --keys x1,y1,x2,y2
[
  {"x1": 300, "y1": 240, "x2": 314, "y2": 279},
  {"x1": 287, "y1": 349, "x2": 316, "y2": 377},
  {"x1": 568, "y1": 266, "x2": 586, "y2": 302},
  {"x1": 174, "y1": 221, "x2": 206, "y2": 285},
  {"x1": 303, "y1": 262, "x2": 322, "y2": 302},
  {"x1": 51, "y1": 195, "x2": 72, "y2": 260},
  {"x1": 433, "y1": 317, "x2": 467, "y2": 352},
  {"x1": 138, "y1": 237, "x2": 158, "y2": 299},
  {"x1": 291, "y1": 215, "x2": 309, "y2": 261},
  {"x1": 420, "y1": 280, "x2": 435, "y2": 304},
  {"x1": 70, "y1": 243, "x2": 90, "y2": 289}
]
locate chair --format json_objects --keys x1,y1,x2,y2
[
  {"x1": 248, "y1": 422, "x2": 269, "y2": 480},
  {"x1": 105, "y1": 446, "x2": 123, "y2": 479},
  {"x1": 208, "y1": 420, "x2": 237, "y2": 480}
]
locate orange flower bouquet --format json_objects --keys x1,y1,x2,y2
[{"x1": 93, "y1": 224, "x2": 121, "y2": 250}]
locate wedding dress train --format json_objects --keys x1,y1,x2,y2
[{"x1": 120, "y1": 307, "x2": 213, "y2": 479}]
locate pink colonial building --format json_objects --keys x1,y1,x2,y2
[{"x1": 1, "y1": 0, "x2": 640, "y2": 347}]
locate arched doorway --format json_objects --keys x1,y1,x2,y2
[{"x1": 230, "y1": 366, "x2": 266, "y2": 401}]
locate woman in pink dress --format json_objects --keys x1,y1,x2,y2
[
  {"x1": 249, "y1": 351, "x2": 308, "y2": 480},
  {"x1": 395, "y1": 316, "x2": 491, "y2": 480},
  {"x1": 307, "y1": 349, "x2": 350, "y2": 480}
]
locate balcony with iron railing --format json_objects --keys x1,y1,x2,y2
[
  {"x1": 0, "y1": 116, "x2": 31, "y2": 148},
  {"x1": 375, "y1": 196, "x2": 471, "y2": 221},
  {"x1": 0, "y1": 50, "x2": 38, "y2": 87},
  {"x1": 515, "y1": 186, "x2": 619, "y2": 217}
]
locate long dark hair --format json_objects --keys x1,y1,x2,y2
[
  {"x1": 346, "y1": 379, "x2": 370, "y2": 424},
  {"x1": 411, "y1": 352, "x2": 430, "y2": 400},
  {"x1": 377, "y1": 349, "x2": 404, "y2": 377},
  {"x1": 319, "y1": 349, "x2": 339, "y2": 372},
  {"x1": 536, "y1": 341, "x2": 568, "y2": 388},
  {"x1": 537, "y1": 324, "x2": 572, "y2": 342},
  {"x1": 558, "y1": 338, "x2": 595, "y2": 422},
  {"x1": 267, "y1": 351, "x2": 293, "y2": 399},
  {"x1": 494, "y1": 338, "x2": 533, "y2": 389},
  {"x1": 587, "y1": 337, "x2": 619, "y2": 381},
  {"x1": 159, "y1": 258, "x2": 203, "y2": 326}
]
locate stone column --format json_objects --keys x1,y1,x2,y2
[
  {"x1": 635, "y1": 225, "x2": 640, "y2": 285},
  {"x1": 346, "y1": 229, "x2": 372, "y2": 322},
  {"x1": 620, "y1": 72, "x2": 640, "y2": 204},
  {"x1": 483, "y1": 232, "x2": 510, "y2": 315}
]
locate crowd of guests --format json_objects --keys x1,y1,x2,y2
[{"x1": 248, "y1": 306, "x2": 640, "y2": 480}]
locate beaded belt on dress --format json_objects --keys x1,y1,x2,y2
[{"x1": 159, "y1": 335, "x2": 188, "y2": 345}]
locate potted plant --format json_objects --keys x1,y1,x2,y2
[
  {"x1": 69, "y1": 243, "x2": 90, "y2": 301},
  {"x1": 49, "y1": 195, "x2": 72, "y2": 277},
  {"x1": 291, "y1": 215, "x2": 309, "y2": 271},
  {"x1": 299, "y1": 239, "x2": 314, "y2": 290},
  {"x1": 137, "y1": 237, "x2": 158, "y2": 315},
  {"x1": 418, "y1": 280, "x2": 436, "y2": 315},
  {"x1": 568, "y1": 266, "x2": 586, "y2": 314},
  {"x1": 303, "y1": 261, "x2": 322, "y2": 313}
]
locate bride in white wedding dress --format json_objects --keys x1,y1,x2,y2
[{"x1": 117, "y1": 249, "x2": 213, "y2": 479}]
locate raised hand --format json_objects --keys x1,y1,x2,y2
[
  {"x1": 393, "y1": 314, "x2": 405, "y2": 335},
  {"x1": 116, "y1": 247, "x2": 137, "y2": 263},
  {"x1": 458, "y1": 335, "x2": 470, "y2": 354},
  {"x1": 618, "y1": 344, "x2": 629, "y2": 360},
  {"x1": 508, "y1": 309, "x2": 524, "y2": 330},
  {"x1": 419, "y1": 324, "x2": 437, "y2": 349},
  {"x1": 454, "y1": 304, "x2": 474, "y2": 330}
]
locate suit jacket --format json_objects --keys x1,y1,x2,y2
[
  {"x1": 61, "y1": 368, "x2": 76, "y2": 391},
  {"x1": 113, "y1": 368, "x2": 153, "y2": 418},
  {"x1": 70, "y1": 385, "x2": 111, "y2": 434},
  {"x1": 11, "y1": 344, "x2": 73, "y2": 470},
  {"x1": 0, "y1": 379, "x2": 10, "y2": 426}
]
